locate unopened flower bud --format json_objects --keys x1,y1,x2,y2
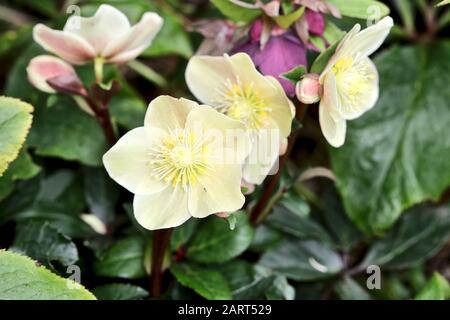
[
  {"x1": 296, "y1": 73, "x2": 321, "y2": 104},
  {"x1": 27, "y1": 55, "x2": 80, "y2": 94}
]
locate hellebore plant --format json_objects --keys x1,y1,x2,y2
[
  {"x1": 185, "y1": 52, "x2": 294, "y2": 185},
  {"x1": 103, "y1": 96, "x2": 251, "y2": 230}
]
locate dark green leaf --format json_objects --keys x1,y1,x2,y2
[
  {"x1": 94, "y1": 236, "x2": 146, "y2": 279},
  {"x1": 266, "y1": 205, "x2": 333, "y2": 244},
  {"x1": 335, "y1": 277, "x2": 372, "y2": 300},
  {"x1": 249, "y1": 225, "x2": 283, "y2": 253},
  {"x1": 186, "y1": 212, "x2": 254, "y2": 263},
  {"x1": 28, "y1": 96, "x2": 108, "y2": 166},
  {"x1": 171, "y1": 263, "x2": 232, "y2": 300},
  {"x1": 360, "y1": 205, "x2": 450, "y2": 270},
  {"x1": 310, "y1": 39, "x2": 341, "y2": 74},
  {"x1": 10, "y1": 220, "x2": 78, "y2": 268},
  {"x1": 0, "y1": 150, "x2": 40, "y2": 200},
  {"x1": 321, "y1": 186, "x2": 364, "y2": 250},
  {"x1": 259, "y1": 240, "x2": 343, "y2": 281},
  {"x1": 331, "y1": 42, "x2": 450, "y2": 233},
  {"x1": 83, "y1": 167, "x2": 118, "y2": 225},
  {"x1": 93, "y1": 284, "x2": 148, "y2": 300}
]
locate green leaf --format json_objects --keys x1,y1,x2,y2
[
  {"x1": 0, "y1": 97, "x2": 33, "y2": 177},
  {"x1": 415, "y1": 272, "x2": 450, "y2": 300},
  {"x1": 94, "y1": 236, "x2": 146, "y2": 279},
  {"x1": 310, "y1": 38, "x2": 341, "y2": 74},
  {"x1": 216, "y1": 260, "x2": 254, "y2": 293},
  {"x1": 186, "y1": 212, "x2": 254, "y2": 263},
  {"x1": 93, "y1": 284, "x2": 148, "y2": 300},
  {"x1": 143, "y1": 10, "x2": 192, "y2": 58},
  {"x1": 211, "y1": 0, "x2": 261, "y2": 23},
  {"x1": 279, "y1": 191, "x2": 310, "y2": 217},
  {"x1": 321, "y1": 187, "x2": 364, "y2": 251},
  {"x1": 335, "y1": 277, "x2": 372, "y2": 300},
  {"x1": 394, "y1": 0, "x2": 415, "y2": 33},
  {"x1": 436, "y1": 0, "x2": 450, "y2": 7},
  {"x1": 109, "y1": 93, "x2": 147, "y2": 130},
  {"x1": 259, "y1": 240, "x2": 343, "y2": 281},
  {"x1": 14, "y1": 202, "x2": 95, "y2": 239},
  {"x1": 360, "y1": 205, "x2": 450, "y2": 270},
  {"x1": 10, "y1": 220, "x2": 78, "y2": 268},
  {"x1": 249, "y1": 225, "x2": 283, "y2": 253},
  {"x1": 0, "y1": 250, "x2": 95, "y2": 300},
  {"x1": 0, "y1": 149, "x2": 40, "y2": 200},
  {"x1": 281, "y1": 65, "x2": 307, "y2": 85},
  {"x1": 266, "y1": 275, "x2": 295, "y2": 300},
  {"x1": 171, "y1": 263, "x2": 232, "y2": 300},
  {"x1": 127, "y1": 60, "x2": 168, "y2": 87},
  {"x1": 266, "y1": 205, "x2": 333, "y2": 244},
  {"x1": 323, "y1": 21, "x2": 345, "y2": 45},
  {"x1": 273, "y1": 6, "x2": 305, "y2": 29},
  {"x1": 331, "y1": 42, "x2": 450, "y2": 233},
  {"x1": 171, "y1": 219, "x2": 198, "y2": 251},
  {"x1": 83, "y1": 167, "x2": 118, "y2": 225},
  {"x1": 326, "y1": 0, "x2": 390, "y2": 19},
  {"x1": 28, "y1": 96, "x2": 108, "y2": 166}
]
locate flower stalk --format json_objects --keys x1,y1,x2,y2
[{"x1": 150, "y1": 228, "x2": 173, "y2": 298}]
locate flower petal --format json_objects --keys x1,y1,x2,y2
[
  {"x1": 185, "y1": 52, "x2": 273, "y2": 107},
  {"x1": 188, "y1": 163, "x2": 245, "y2": 218},
  {"x1": 33, "y1": 24, "x2": 96, "y2": 64},
  {"x1": 319, "y1": 102, "x2": 346, "y2": 148},
  {"x1": 144, "y1": 96, "x2": 197, "y2": 133},
  {"x1": 340, "y1": 57, "x2": 379, "y2": 120},
  {"x1": 27, "y1": 55, "x2": 76, "y2": 93},
  {"x1": 243, "y1": 123, "x2": 281, "y2": 184},
  {"x1": 319, "y1": 72, "x2": 346, "y2": 147},
  {"x1": 103, "y1": 126, "x2": 167, "y2": 195},
  {"x1": 341, "y1": 17, "x2": 393, "y2": 57},
  {"x1": 133, "y1": 186, "x2": 190, "y2": 230},
  {"x1": 64, "y1": 4, "x2": 130, "y2": 54},
  {"x1": 264, "y1": 76, "x2": 295, "y2": 138},
  {"x1": 103, "y1": 12, "x2": 163, "y2": 64},
  {"x1": 185, "y1": 104, "x2": 251, "y2": 163}
]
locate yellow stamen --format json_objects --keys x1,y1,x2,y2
[
  {"x1": 149, "y1": 129, "x2": 213, "y2": 190},
  {"x1": 332, "y1": 56, "x2": 374, "y2": 113},
  {"x1": 215, "y1": 78, "x2": 271, "y2": 129}
]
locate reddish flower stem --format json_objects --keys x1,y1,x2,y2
[{"x1": 150, "y1": 228, "x2": 173, "y2": 298}]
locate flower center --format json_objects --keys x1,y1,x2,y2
[
  {"x1": 332, "y1": 56, "x2": 374, "y2": 113},
  {"x1": 149, "y1": 129, "x2": 213, "y2": 189},
  {"x1": 216, "y1": 78, "x2": 271, "y2": 129}
]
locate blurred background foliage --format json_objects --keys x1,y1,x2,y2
[{"x1": 0, "y1": 0, "x2": 449, "y2": 300}]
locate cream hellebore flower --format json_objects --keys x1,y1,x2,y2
[
  {"x1": 318, "y1": 16, "x2": 393, "y2": 147},
  {"x1": 33, "y1": 4, "x2": 163, "y2": 65},
  {"x1": 103, "y1": 96, "x2": 251, "y2": 230},
  {"x1": 185, "y1": 53, "x2": 294, "y2": 185}
]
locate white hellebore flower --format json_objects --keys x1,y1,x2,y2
[
  {"x1": 33, "y1": 4, "x2": 163, "y2": 65},
  {"x1": 185, "y1": 53, "x2": 294, "y2": 185},
  {"x1": 318, "y1": 16, "x2": 393, "y2": 147},
  {"x1": 103, "y1": 96, "x2": 251, "y2": 230}
]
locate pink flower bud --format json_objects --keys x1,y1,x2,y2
[
  {"x1": 27, "y1": 55, "x2": 80, "y2": 94},
  {"x1": 296, "y1": 73, "x2": 321, "y2": 104},
  {"x1": 215, "y1": 212, "x2": 230, "y2": 218}
]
